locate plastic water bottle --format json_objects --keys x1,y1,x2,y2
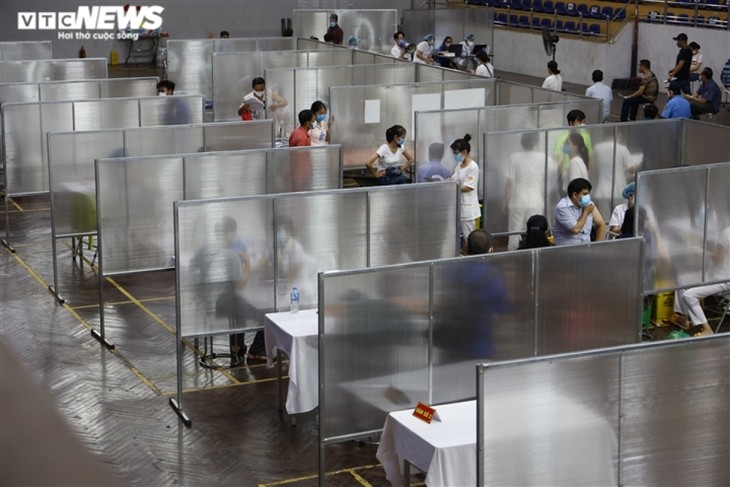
[{"x1": 290, "y1": 287, "x2": 299, "y2": 314}]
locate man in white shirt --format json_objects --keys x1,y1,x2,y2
[
  {"x1": 585, "y1": 70, "x2": 613, "y2": 122},
  {"x1": 390, "y1": 31, "x2": 408, "y2": 60}
]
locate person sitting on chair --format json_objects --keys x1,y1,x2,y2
[{"x1": 683, "y1": 67, "x2": 722, "y2": 119}]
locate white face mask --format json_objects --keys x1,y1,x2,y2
[
  {"x1": 467, "y1": 40, "x2": 474, "y2": 47},
  {"x1": 254, "y1": 89, "x2": 265, "y2": 97}
]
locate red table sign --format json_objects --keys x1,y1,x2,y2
[{"x1": 413, "y1": 402, "x2": 437, "y2": 424}]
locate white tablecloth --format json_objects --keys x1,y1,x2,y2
[
  {"x1": 263, "y1": 309, "x2": 318, "y2": 414},
  {"x1": 377, "y1": 394, "x2": 617, "y2": 487}
]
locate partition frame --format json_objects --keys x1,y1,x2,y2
[
  {"x1": 0, "y1": 40, "x2": 52, "y2": 61},
  {"x1": 0, "y1": 57, "x2": 108, "y2": 83},
  {"x1": 316, "y1": 237, "x2": 644, "y2": 484},
  {"x1": 0, "y1": 77, "x2": 159, "y2": 104},
  {"x1": 476, "y1": 334, "x2": 730, "y2": 486},
  {"x1": 171, "y1": 181, "x2": 461, "y2": 425}
]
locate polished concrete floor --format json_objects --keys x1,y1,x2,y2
[{"x1": 1, "y1": 60, "x2": 728, "y2": 486}]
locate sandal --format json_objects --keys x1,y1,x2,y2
[{"x1": 667, "y1": 313, "x2": 690, "y2": 330}]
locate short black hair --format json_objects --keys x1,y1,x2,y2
[
  {"x1": 547, "y1": 60, "x2": 560, "y2": 74},
  {"x1": 668, "y1": 80, "x2": 683, "y2": 94},
  {"x1": 520, "y1": 131, "x2": 539, "y2": 151},
  {"x1": 701, "y1": 67, "x2": 713, "y2": 79},
  {"x1": 567, "y1": 109, "x2": 586, "y2": 124},
  {"x1": 467, "y1": 229, "x2": 494, "y2": 255},
  {"x1": 592, "y1": 70, "x2": 603, "y2": 82},
  {"x1": 220, "y1": 30, "x2": 230, "y2": 38},
  {"x1": 567, "y1": 177, "x2": 592, "y2": 197},
  {"x1": 323, "y1": 33, "x2": 333, "y2": 42},
  {"x1": 298, "y1": 109, "x2": 314, "y2": 126},
  {"x1": 330, "y1": 13, "x2": 338, "y2": 21},
  {"x1": 639, "y1": 59, "x2": 651, "y2": 69},
  {"x1": 156, "y1": 80, "x2": 175, "y2": 92},
  {"x1": 251, "y1": 77, "x2": 265, "y2": 89},
  {"x1": 385, "y1": 125, "x2": 406, "y2": 142},
  {"x1": 475, "y1": 51, "x2": 490, "y2": 63},
  {"x1": 644, "y1": 103, "x2": 658, "y2": 119},
  {"x1": 393, "y1": 31, "x2": 404, "y2": 41}
]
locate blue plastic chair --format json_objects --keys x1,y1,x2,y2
[
  {"x1": 519, "y1": 15, "x2": 531, "y2": 28},
  {"x1": 601, "y1": 6, "x2": 614, "y2": 20},
  {"x1": 554, "y1": 2, "x2": 566, "y2": 15},
  {"x1": 532, "y1": 0, "x2": 544, "y2": 12},
  {"x1": 564, "y1": 20, "x2": 578, "y2": 32},
  {"x1": 541, "y1": 17, "x2": 554, "y2": 29},
  {"x1": 543, "y1": 0, "x2": 555, "y2": 13},
  {"x1": 589, "y1": 24, "x2": 601, "y2": 36},
  {"x1": 566, "y1": 2, "x2": 577, "y2": 16}
]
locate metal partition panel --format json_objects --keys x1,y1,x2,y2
[
  {"x1": 98, "y1": 156, "x2": 183, "y2": 274},
  {"x1": 0, "y1": 41, "x2": 52, "y2": 61},
  {"x1": 0, "y1": 60, "x2": 51, "y2": 84},
  {"x1": 320, "y1": 238, "x2": 642, "y2": 445},
  {"x1": 537, "y1": 239, "x2": 643, "y2": 355},
  {"x1": 167, "y1": 37, "x2": 296, "y2": 101},
  {"x1": 292, "y1": 9, "x2": 397, "y2": 53},
  {"x1": 0, "y1": 78, "x2": 158, "y2": 104},
  {"x1": 0, "y1": 58, "x2": 107, "y2": 83},
  {"x1": 139, "y1": 96, "x2": 204, "y2": 126},
  {"x1": 369, "y1": 183, "x2": 459, "y2": 266},
  {"x1": 0, "y1": 83, "x2": 39, "y2": 104},
  {"x1": 212, "y1": 49, "x2": 353, "y2": 122},
  {"x1": 73, "y1": 98, "x2": 140, "y2": 130},
  {"x1": 620, "y1": 337, "x2": 730, "y2": 485},
  {"x1": 320, "y1": 265, "x2": 432, "y2": 440},
  {"x1": 478, "y1": 335, "x2": 730, "y2": 486},
  {"x1": 331, "y1": 79, "x2": 496, "y2": 168},
  {"x1": 681, "y1": 119, "x2": 730, "y2": 166},
  {"x1": 497, "y1": 81, "x2": 533, "y2": 105},
  {"x1": 477, "y1": 355, "x2": 620, "y2": 486},
  {"x1": 176, "y1": 198, "x2": 276, "y2": 338},
  {"x1": 637, "y1": 163, "x2": 730, "y2": 293},
  {"x1": 402, "y1": 8, "x2": 494, "y2": 57}
]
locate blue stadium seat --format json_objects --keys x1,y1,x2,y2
[
  {"x1": 556, "y1": 19, "x2": 566, "y2": 32},
  {"x1": 511, "y1": 0, "x2": 524, "y2": 10},
  {"x1": 589, "y1": 23, "x2": 601, "y2": 36},
  {"x1": 615, "y1": 8, "x2": 626, "y2": 20},
  {"x1": 496, "y1": 12, "x2": 509, "y2": 25},
  {"x1": 693, "y1": 14, "x2": 706, "y2": 25},
  {"x1": 554, "y1": 2, "x2": 566, "y2": 15},
  {"x1": 576, "y1": 4, "x2": 589, "y2": 18},
  {"x1": 676, "y1": 13, "x2": 690, "y2": 24},
  {"x1": 522, "y1": 0, "x2": 534, "y2": 10},
  {"x1": 542, "y1": 0, "x2": 555, "y2": 13},
  {"x1": 518, "y1": 15, "x2": 530, "y2": 28},
  {"x1": 589, "y1": 5, "x2": 602, "y2": 19},
  {"x1": 564, "y1": 20, "x2": 578, "y2": 33},
  {"x1": 509, "y1": 14, "x2": 519, "y2": 25},
  {"x1": 532, "y1": 0, "x2": 544, "y2": 13},
  {"x1": 565, "y1": 2, "x2": 578, "y2": 16},
  {"x1": 601, "y1": 6, "x2": 614, "y2": 20},
  {"x1": 532, "y1": 17, "x2": 542, "y2": 29},
  {"x1": 541, "y1": 17, "x2": 554, "y2": 29}
]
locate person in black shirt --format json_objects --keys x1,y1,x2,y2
[{"x1": 668, "y1": 33, "x2": 692, "y2": 94}]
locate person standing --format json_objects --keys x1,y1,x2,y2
[
  {"x1": 308, "y1": 100, "x2": 333, "y2": 146},
  {"x1": 326, "y1": 14, "x2": 343, "y2": 45},
  {"x1": 449, "y1": 134, "x2": 480, "y2": 253},
  {"x1": 688, "y1": 42, "x2": 703, "y2": 82},
  {"x1": 620, "y1": 59, "x2": 658, "y2": 121},
  {"x1": 660, "y1": 80, "x2": 692, "y2": 119},
  {"x1": 585, "y1": 69, "x2": 613, "y2": 122},
  {"x1": 667, "y1": 33, "x2": 692, "y2": 94},
  {"x1": 390, "y1": 31, "x2": 408, "y2": 60},
  {"x1": 542, "y1": 60, "x2": 562, "y2": 91},
  {"x1": 553, "y1": 178, "x2": 606, "y2": 245},
  {"x1": 365, "y1": 125, "x2": 414, "y2": 185}
]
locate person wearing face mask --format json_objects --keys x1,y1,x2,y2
[
  {"x1": 553, "y1": 177, "x2": 606, "y2": 245},
  {"x1": 414, "y1": 34, "x2": 435, "y2": 64},
  {"x1": 552, "y1": 110, "x2": 594, "y2": 192},
  {"x1": 564, "y1": 132, "x2": 589, "y2": 183},
  {"x1": 448, "y1": 134, "x2": 479, "y2": 253},
  {"x1": 667, "y1": 33, "x2": 692, "y2": 95},
  {"x1": 156, "y1": 79, "x2": 175, "y2": 96},
  {"x1": 609, "y1": 182, "x2": 635, "y2": 235},
  {"x1": 238, "y1": 77, "x2": 267, "y2": 121},
  {"x1": 459, "y1": 33, "x2": 476, "y2": 58},
  {"x1": 326, "y1": 14, "x2": 343, "y2": 45},
  {"x1": 365, "y1": 125, "x2": 414, "y2": 185},
  {"x1": 308, "y1": 100, "x2": 334, "y2": 146},
  {"x1": 289, "y1": 109, "x2": 315, "y2": 147},
  {"x1": 391, "y1": 31, "x2": 408, "y2": 60}
]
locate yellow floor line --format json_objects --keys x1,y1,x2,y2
[
  {"x1": 8, "y1": 198, "x2": 24, "y2": 211},
  {"x1": 258, "y1": 465, "x2": 380, "y2": 486},
  {"x1": 6, "y1": 248, "x2": 163, "y2": 395},
  {"x1": 1, "y1": 206, "x2": 49, "y2": 215},
  {"x1": 347, "y1": 468, "x2": 374, "y2": 487},
  {"x1": 70, "y1": 295, "x2": 175, "y2": 310}
]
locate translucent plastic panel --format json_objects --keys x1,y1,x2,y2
[
  {"x1": 307, "y1": 49, "x2": 352, "y2": 67},
  {"x1": 293, "y1": 9, "x2": 397, "y2": 53},
  {"x1": 49, "y1": 131, "x2": 123, "y2": 236},
  {"x1": 637, "y1": 168, "x2": 707, "y2": 292},
  {"x1": 267, "y1": 146, "x2": 341, "y2": 194},
  {"x1": 0, "y1": 41, "x2": 52, "y2": 61},
  {"x1": 264, "y1": 68, "x2": 296, "y2": 138},
  {"x1": 139, "y1": 95, "x2": 204, "y2": 126},
  {"x1": 213, "y1": 39, "x2": 257, "y2": 53},
  {"x1": 620, "y1": 337, "x2": 730, "y2": 486},
  {"x1": 177, "y1": 198, "x2": 275, "y2": 337},
  {"x1": 39, "y1": 80, "x2": 97, "y2": 101},
  {"x1": 203, "y1": 121, "x2": 274, "y2": 152},
  {"x1": 414, "y1": 108, "x2": 477, "y2": 183},
  {"x1": 167, "y1": 40, "x2": 213, "y2": 100},
  {"x1": 415, "y1": 64, "x2": 444, "y2": 83},
  {"x1": 705, "y1": 164, "x2": 730, "y2": 282},
  {"x1": 484, "y1": 130, "x2": 552, "y2": 236},
  {"x1": 498, "y1": 82, "x2": 532, "y2": 105},
  {"x1": 51, "y1": 58, "x2": 107, "y2": 80},
  {"x1": 255, "y1": 38, "x2": 296, "y2": 51},
  {"x1": 533, "y1": 87, "x2": 567, "y2": 103},
  {"x1": 370, "y1": 64, "x2": 414, "y2": 85},
  {"x1": 578, "y1": 124, "x2": 626, "y2": 220},
  {"x1": 123, "y1": 126, "x2": 204, "y2": 157},
  {"x1": 330, "y1": 85, "x2": 384, "y2": 169},
  {"x1": 320, "y1": 266, "x2": 431, "y2": 440},
  {"x1": 0, "y1": 83, "x2": 39, "y2": 104},
  {"x1": 0, "y1": 60, "x2": 52, "y2": 83},
  {"x1": 183, "y1": 152, "x2": 267, "y2": 200},
  {"x1": 99, "y1": 77, "x2": 158, "y2": 98},
  {"x1": 274, "y1": 192, "x2": 367, "y2": 310},
  {"x1": 369, "y1": 182, "x2": 459, "y2": 266},
  {"x1": 616, "y1": 119, "x2": 680, "y2": 173},
  {"x1": 431, "y1": 251, "x2": 535, "y2": 404},
  {"x1": 536, "y1": 239, "x2": 642, "y2": 355},
  {"x1": 681, "y1": 120, "x2": 730, "y2": 166},
  {"x1": 3, "y1": 103, "x2": 44, "y2": 194},
  {"x1": 478, "y1": 356, "x2": 620, "y2": 486},
  {"x1": 99, "y1": 156, "x2": 183, "y2": 275},
  {"x1": 352, "y1": 51, "x2": 376, "y2": 65},
  {"x1": 73, "y1": 98, "x2": 139, "y2": 131}
]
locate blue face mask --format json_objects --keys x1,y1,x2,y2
[
  {"x1": 330, "y1": 22, "x2": 337, "y2": 28},
  {"x1": 316, "y1": 114, "x2": 326, "y2": 122},
  {"x1": 454, "y1": 152, "x2": 464, "y2": 163},
  {"x1": 562, "y1": 145, "x2": 571, "y2": 155},
  {"x1": 579, "y1": 194, "x2": 592, "y2": 207},
  {"x1": 397, "y1": 137, "x2": 406, "y2": 147}
]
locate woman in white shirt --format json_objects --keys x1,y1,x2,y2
[
  {"x1": 474, "y1": 51, "x2": 494, "y2": 78},
  {"x1": 688, "y1": 41, "x2": 702, "y2": 82},
  {"x1": 609, "y1": 182, "x2": 635, "y2": 234},
  {"x1": 564, "y1": 132, "x2": 589, "y2": 182},
  {"x1": 413, "y1": 34, "x2": 435, "y2": 64},
  {"x1": 542, "y1": 60, "x2": 562, "y2": 91},
  {"x1": 449, "y1": 134, "x2": 480, "y2": 252},
  {"x1": 309, "y1": 100, "x2": 334, "y2": 145},
  {"x1": 365, "y1": 125, "x2": 414, "y2": 185}
]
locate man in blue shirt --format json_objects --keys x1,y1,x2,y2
[
  {"x1": 416, "y1": 142, "x2": 452, "y2": 182},
  {"x1": 661, "y1": 81, "x2": 692, "y2": 119},
  {"x1": 553, "y1": 178, "x2": 607, "y2": 245},
  {"x1": 684, "y1": 67, "x2": 722, "y2": 118}
]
